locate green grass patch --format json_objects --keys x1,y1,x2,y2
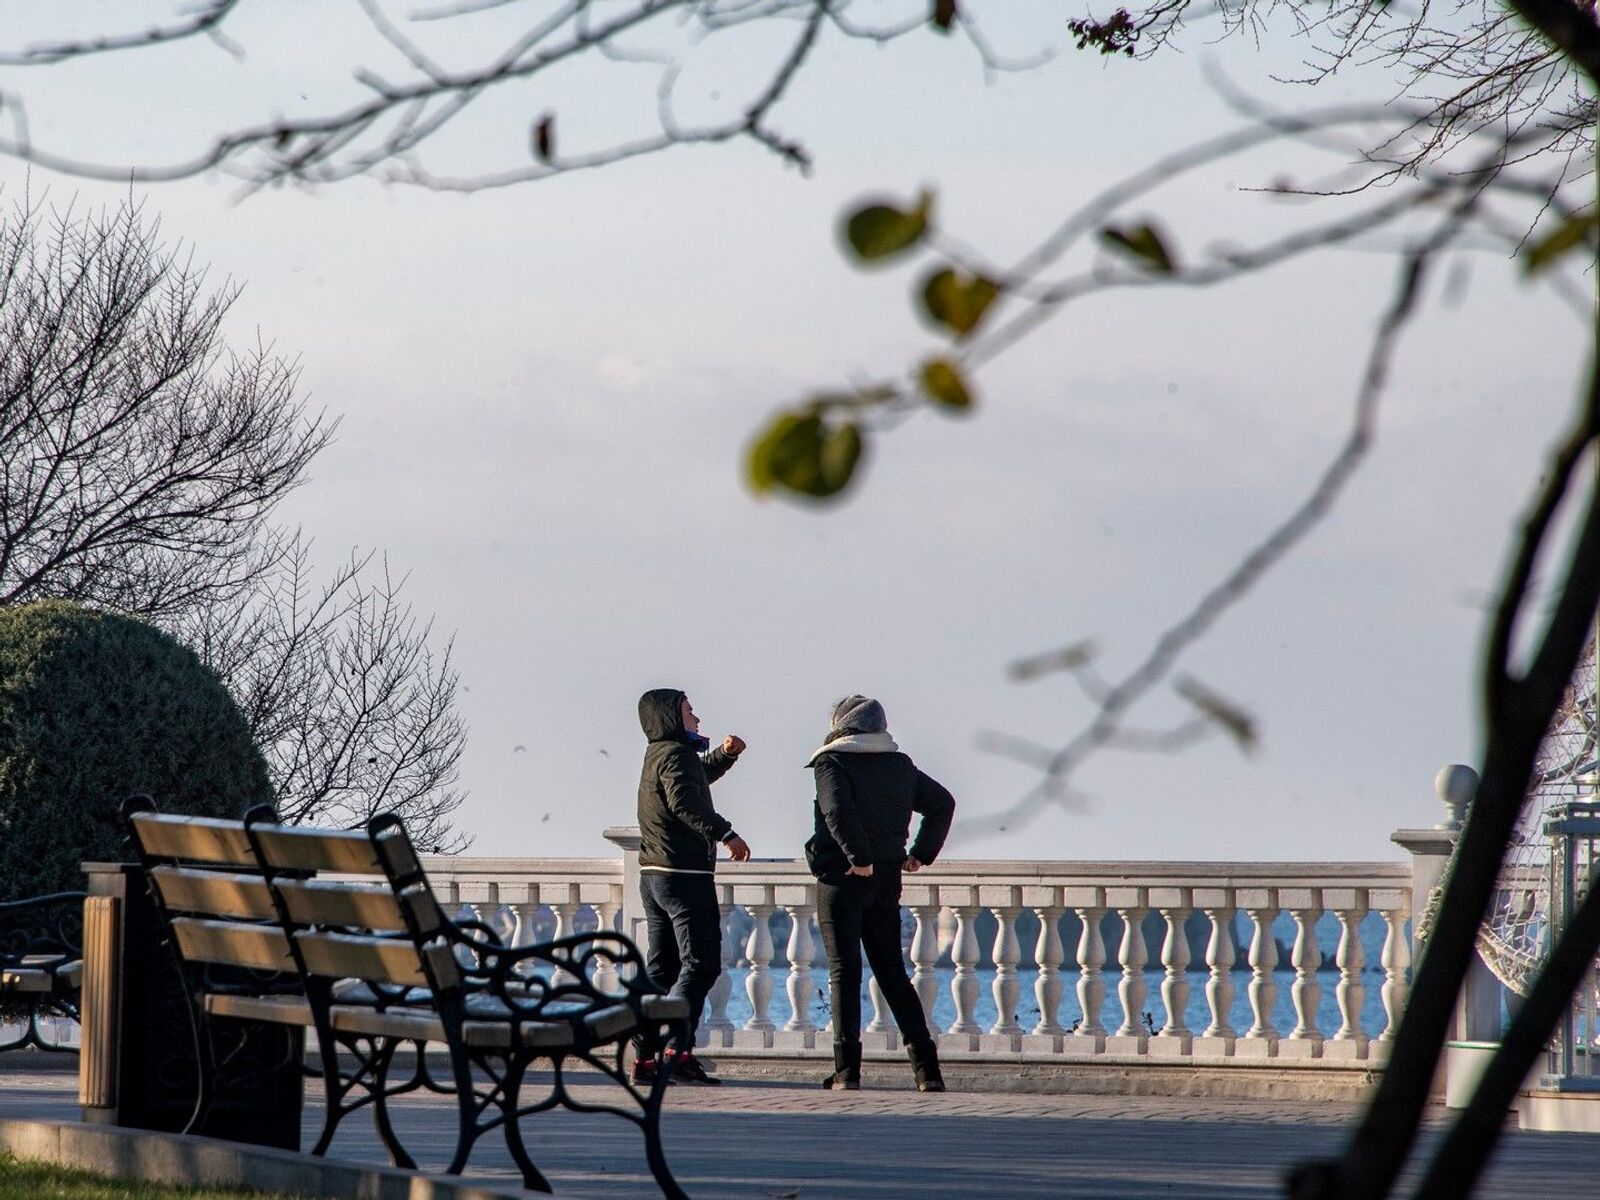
[{"x1": 0, "y1": 1155, "x2": 304, "y2": 1200}]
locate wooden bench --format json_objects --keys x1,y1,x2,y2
[
  {"x1": 123, "y1": 796, "x2": 443, "y2": 1161},
  {"x1": 123, "y1": 797, "x2": 690, "y2": 1197},
  {"x1": 0, "y1": 891, "x2": 85, "y2": 1053}
]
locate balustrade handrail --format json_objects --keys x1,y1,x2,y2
[{"x1": 419, "y1": 854, "x2": 1408, "y2": 885}]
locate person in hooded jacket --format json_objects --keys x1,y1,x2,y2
[
  {"x1": 805, "y1": 694, "x2": 955, "y2": 1093},
  {"x1": 634, "y1": 688, "x2": 751, "y2": 1085}
]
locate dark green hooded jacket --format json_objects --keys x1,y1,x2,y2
[{"x1": 636, "y1": 688, "x2": 741, "y2": 872}]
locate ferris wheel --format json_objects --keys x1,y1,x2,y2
[{"x1": 1477, "y1": 632, "x2": 1600, "y2": 996}]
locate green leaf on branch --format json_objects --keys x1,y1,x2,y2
[
  {"x1": 746, "y1": 410, "x2": 866, "y2": 500},
  {"x1": 819, "y1": 422, "x2": 864, "y2": 493},
  {"x1": 843, "y1": 192, "x2": 932, "y2": 263},
  {"x1": 1099, "y1": 223, "x2": 1177, "y2": 273},
  {"x1": 920, "y1": 268, "x2": 998, "y2": 337},
  {"x1": 1173, "y1": 675, "x2": 1257, "y2": 753},
  {"x1": 931, "y1": 0, "x2": 959, "y2": 32},
  {"x1": 1523, "y1": 209, "x2": 1598, "y2": 276},
  {"x1": 919, "y1": 357, "x2": 975, "y2": 412}
]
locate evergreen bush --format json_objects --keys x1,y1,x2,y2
[{"x1": 0, "y1": 601, "x2": 272, "y2": 901}]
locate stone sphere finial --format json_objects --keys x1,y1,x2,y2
[{"x1": 1434, "y1": 764, "x2": 1479, "y2": 830}]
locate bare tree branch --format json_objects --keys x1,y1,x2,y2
[{"x1": 0, "y1": 195, "x2": 332, "y2": 619}]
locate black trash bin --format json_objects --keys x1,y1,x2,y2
[{"x1": 79, "y1": 862, "x2": 303, "y2": 1150}]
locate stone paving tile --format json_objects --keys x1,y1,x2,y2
[{"x1": 3, "y1": 1064, "x2": 1596, "y2": 1200}]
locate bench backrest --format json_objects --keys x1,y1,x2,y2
[
  {"x1": 123, "y1": 799, "x2": 296, "y2": 976},
  {"x1": 246, "y1": 818, "x2": 462, "y2": 994}
]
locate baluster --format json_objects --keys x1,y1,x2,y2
[
  {"x1": 1285, "y1": 892, "x2": 1324, "y2": 1057},
  {"x1": 1239, "y1": 893, "x2": 1280, "y2": 1057},
  {"x1": 1198, "y1": 898, "x2": 1237, "y2": 1051},
  {"x1": 458, "y1": 903, "x2": 490, "y2": 972},
  {"x1": 741, "y1": 902, "x2": 777, "y2": 1045},
  {"x1": 865, "y1": 976, "x2": 893, "y2": 1046},
  {"x1": 948, "y1": 905, "x2": 983, "y2": 1043},
  {"x1": 703, "y1": 896, "x2": 737, "y2": 1046},
  {"x1": 1110, "y1": 896, "x2": 1149, "y2": 1049},
  {"x1": 986, "y1": 889, "x2": 1022, "y2": 1048},
  {"x1": 1378, "y1": 903, "x2": 1411, "y2": 1046},
  {"x1": 592, "y1": 899, "x2": 621, "y2": 993},
  {"x1": 1328, "y1": 893, "x2": 1369, "y2": 1059},
  {"x1": 1030, "y1": 904, "x2": 1066, "y2": 1043},
  {"x1": 1069, "y1": 903, "x2": 1108, "y2": 1049},
  {"x1": 781, "y1": 900, "x2": 818, "y2": 1045},
  {"x1": 1152, "y1": 893, "x2": 1192, "y2": 1054},
  {"x1": 910, "y1": 904, "x2": 943, "y2": 1029},
  {"x1": 551, "y1": 901, "x2": 579, "y2": 985},
  {"x1": 510, "y1": 902, "x2": 538, "y2": 949}
]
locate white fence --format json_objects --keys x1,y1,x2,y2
[{"x1": 419, "y1": 836, "x2": 1421, "y2": 1066}]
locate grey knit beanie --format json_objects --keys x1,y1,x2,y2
[{"x1": 829, "y1": 694, "x2": 887, "y2": 739}]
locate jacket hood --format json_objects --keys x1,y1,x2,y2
[{"x1": 638, "y1": 688, "x2": 688, "y2": 742}]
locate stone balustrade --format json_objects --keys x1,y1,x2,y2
[{"x1": 416, "y1": 839, "x2": 1418, "y2": 1067}]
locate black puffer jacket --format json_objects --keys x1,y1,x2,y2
[
  {"x1": 805, "y1": 749, "x2": 955, "y2": 880},
  {"x1": 637, "y1": 688, "x2": 740, "y2": 872}
]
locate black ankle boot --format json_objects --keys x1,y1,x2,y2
[
  {"x1": 906, "y1": 1038, "x2": 945, "y2": 1093},
  {"x1": 821, "y1": 1038, "x2": 862, "y2": 1090}
]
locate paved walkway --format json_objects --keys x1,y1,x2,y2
[{"x1": 2, "y1": 1061, "x2": 1596, "y2": 1199}]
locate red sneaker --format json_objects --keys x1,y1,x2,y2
[
  {"x1": 670, "y1": 1051, "x2": 722, "y2": 1086},
  {"x1": 631, "y1": 1054, "x2": 674, "y2": 1087}
]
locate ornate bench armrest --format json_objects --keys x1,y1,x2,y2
[
  {"x1": 0, "y1": 892, "x2": 86, "y2": 968},
  {"x1": 449, "y1": 928, "x2": 662, "y2": 1012}
]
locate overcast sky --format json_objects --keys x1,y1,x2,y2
[{"x1": 0, "y1": 2, "x2": 1585, "y2": 863}]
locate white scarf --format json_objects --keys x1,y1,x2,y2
[{"x1": 806, "y1": 730, "x2": 898, "y2": 766}]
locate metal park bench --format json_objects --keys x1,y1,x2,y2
[
  {"x1": 0, "y1": 891, "x2": 85, "y2": 1053},
  {"x1": 122, "y1": 797, "x2": 691, "y2": 1197}
]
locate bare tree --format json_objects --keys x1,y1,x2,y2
[
  {"x1": 177, "y1": 536, "x2": 470, "y2": 852},
  {"x1": 0, "y1": 194, "x2": 470, "y2": 849},
  {"x1": 0, "y1": 195, "x2": 331, "y2": 618}
]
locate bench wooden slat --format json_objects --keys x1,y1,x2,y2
[
  {"x1": 129, "y1": 814, "x2": 254, "y2": 866},
  {"x1": 326, "y1": 1004, "x2": 575, "y2": 1051},
  {"x1": 171, "y1": 917, "x2": 294, "y2": 971},
  {"x1": 641, "y1": 994, "x2": 690, "y2": 1022},
  {"x1": 151, "y1": 867, "x2": 277, "y2": 921},
  {"x1": 398, "y1": 884, "x2": 446, "y2": 938},
  {"x1": 328, "y1": 1003, "x2": 448, "y2": 1043},
  {"x1": 276, "y1": 879, "x2": 406, "y2": 931},
  {"x1": 293, "y1": 929, "x2": 453, "y2": 988},
  {"x1": 253, "y1": 826, "x2": 381, "y2": 874},
  {"x1": 204, "y1": 992, "x2": 313, "y2": 1027},
  {"x1": 584, "y1": 1003, "x2": 638, "y2": 1043},
  {"x1": 370, "y1": 824, "x2": 426, "y2": 882},
  {"x1": 0, "y1": 968, "x2": 52, "y2": 993}
]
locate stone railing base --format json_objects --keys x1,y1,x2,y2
[{"x1": 697, "y1": 1048, "x2": 1384, "y2": 1103}]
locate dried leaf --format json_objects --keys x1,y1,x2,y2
[
  {"x1": 532, "y1": 113, "x2": 556, "y2": 163},
  {"x1": 1173, "y1": 675, "x2": 1256, "y2": 752},
  {"x1": 1099, "y1": 223, "x2": 1177, "y2": 273},
  {"x1": 1008, "y1": 639, "x2": 1097, "y2": 682}
]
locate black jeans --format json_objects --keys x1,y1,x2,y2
[
  {"x1": 816, "y1": 863, "x2": 932, "y2": 1048},
  {"x1": 639, "y1": 870, "x2": 722, "y2": 1052}
]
